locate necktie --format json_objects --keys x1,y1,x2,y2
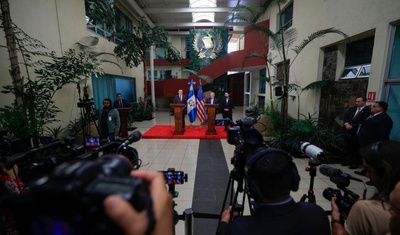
[
  {"x1": 353, "y1": 108, "x2": 360, "y2": 119},
  {"x1": 119, "y1": 100, "x2": 123, "y2": 108},
  {"x1": 211, "y1": 99, "x2": 213, "y2": 104},
  {"x1": 180, "y1": 95, "x2": 182, "y2": 102}
]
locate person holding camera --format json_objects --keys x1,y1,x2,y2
[
  {"x1": 331, "y1": 140, "x2": 400, "y2": 235},
  {"x1": 217, "y1": 148, "x2": 330, "y2": 235},
  {"x1": 104, "y1": 170, "x2": 174, "y2": 235},
  {"x1": 389, "y1": 181, "x2": 400, "y2": 235}
]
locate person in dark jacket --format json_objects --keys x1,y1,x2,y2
[
  {"x1": 113, "y1": 93, "x2": 130, "y2": 108},
  {"x1": 342, "y1": 97, "x2": 370, "y2": 169},
  {"x1": 216, "y1": 147, "x2": 330, "y2": 235}
]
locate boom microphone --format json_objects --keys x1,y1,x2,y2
[{"x1": 319, "y1": 165, "x2": 363, "y2": 182}]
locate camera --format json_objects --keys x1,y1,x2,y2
[
  {"x1": 323, "y1": 187, "x2": 358, "y2": 219},
  {"x1": 3, "y1": 154, "x2": 153, "y2": 235},
  {"x1": 227, "y1": 118, "x2": 264, "y2": 171},
  {"x1": 300, "y1": 142, "x2": 326, "y2": 164},
  {"x1": 161, "y1": 168, "x2": 188, "y2": 185}
]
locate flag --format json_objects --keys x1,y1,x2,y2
[
  {"x1": 196, "y1": 82, "x2": 206, "y2": 122},
  {"x1": 187, "y1": 81, "x2": 197, "y2": 123}
]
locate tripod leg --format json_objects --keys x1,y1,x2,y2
[{"x1": 220, "y1": 176, "x2": 234, "y2": 215}]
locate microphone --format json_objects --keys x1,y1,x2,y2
[{"x1": 319, "y1": 165, "x2": 364, "y2": 182}]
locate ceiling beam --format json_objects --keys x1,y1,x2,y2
[
  {"x1": 157, "y1": 22, "x2": 248, "y2": 27},
  {"x1": 143, "y1": 7, "x2": 234, "y2": 13},
  {"x1": 167, "y1": 31, "x2": 245, "y2": 36}
]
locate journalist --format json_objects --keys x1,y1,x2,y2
[
  {"x1": 104, "y1": 170, "x2": 174, "y2": 235},
  {"x1": 217, "y1": 147, "x2": 330, "y2": 235},
  {"x1": 331, "y1": 140, "x2": 400, "y2": 235},
  {"x1": 389, "y1": 181, "x2": 400, "y2": 235}
]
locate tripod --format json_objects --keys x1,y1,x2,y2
[
  {"x1": 300, "y1": 160, "x2": 320, "y2": 204},
  {"x1": 220, "y1": 167, "x2": 253, "y2": 220},
  {"x1": 77, "y1": 100, "x2": 99, "y2": 141}
]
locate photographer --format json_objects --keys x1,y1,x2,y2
[
  {"x1": 217, "y1": 148, "x2": 330, "y2": 235},
  {"x1": 389, "y1": 181, "x2": 400, "y2": 235},
  {"x1": 104, "y1": 170, "x2": 174, "y2": 235},
  {"x1": 331, "y1": 140, "x2": 400, "y2": 235}
]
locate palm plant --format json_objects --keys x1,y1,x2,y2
[
  {"x1": 181, "y1": 68, "x2": 213, "y2": 84},
  {"x1": 114, "y1": 17, "x2": 182, "y2": 106},
  {"x1": 229, "y1": 0, "x2": 348, "y2": 147}
]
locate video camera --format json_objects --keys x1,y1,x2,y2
[
  {"x1": 2, "y1": 154, "x2": 154, "y2": 235},
  {"x1": 319, "y1": 165, "x2": 362, "y2": 220},
  {"x1": 227, "y1": 118, "x2": 264, "y2": 172}
]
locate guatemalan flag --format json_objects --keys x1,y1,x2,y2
[
  {"x1": 187, "y1": 81, "x2": 197, "y2": 123},
  {"x1": 196, "y1": 82, "x2": 206, "y2": 122}
]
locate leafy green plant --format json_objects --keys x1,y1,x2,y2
[
  {"x1": 114, "y1": 17, "x2": 181, "y2": 103},
  {"x1": 44, "y1": 125, "x2": 67, "y2": 139},
  {"x1": 230, "y1": 1, "x2": 348, "y2": 147},
  {"x1": 269, "y1": 113, "x2": 344, "y2": 158},
  {"x1": 130, "y1": 98, "x2": 154, "y2": 121}
]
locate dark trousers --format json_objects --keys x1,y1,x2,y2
[{"x1": 222, "y1": 111, "x2": 232, "y2": 121}]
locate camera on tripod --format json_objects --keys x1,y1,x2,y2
[
  {"x1": 4, "y1": 154, "x2": 153, "y2": 235},
  {"x1": 227, "y1": 118, "x2": 264, "y2": 171}
]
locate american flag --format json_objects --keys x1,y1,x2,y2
[{"x1": 196, "y1": 82, "x2": 206, "y2": 122}]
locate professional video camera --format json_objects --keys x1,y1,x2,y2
[
  {"x1": 319, "y1": 165, "x2": 364, "y2": 220},
  {"x1": 2, "y1": 154, "x2": 154, "y2": 235},
  {"x1": 227, "y1": 118, "x2": 264, "y2": 171}
]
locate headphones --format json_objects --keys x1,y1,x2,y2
[{"x1": 245, "y1": 147, "x2": 301, "y2": 203}]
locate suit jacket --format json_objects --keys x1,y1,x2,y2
[
  {"x1": 343, "y1": 106, "x2": 371, "y2": 138},
  {"x1": 205, "y1": 98, "x2": 218, "y2": 105},
  {"x1": 358, "y1": 112, "x2": 393, "y2": 147},
  {"x1": 220, "y1": 98, "x2": 234, "y2": 113},
  {"x1": 216, "y1": 199, "x2": 330, "y2": 235},
  {"x1": 173, "y1": 94, "x2": 187, "y2": 114},
  {"x1": 113, "y1": 99, "x2": 130, "y2": 108}
]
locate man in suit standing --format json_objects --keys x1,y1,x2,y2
[
  {"x1": 205, "y1": 92, "x2": 218, "y2": 105},
  {"x1": 221, "y1": 91, "x2": 233, "y2": 121},
  {"x1": 358, "y1": 101, "x2": 393, "y2": 147},
  {"x1": 113, "y1": 93, "x2": 130, "y2": 108},
  {"x1": 173, "y1": 89, "x2": 187, "y2": 128},
  {"x1": 355, "y1": 101, "x2": 393, "y2": 180},
  {"x1": 343, "y1": 97, "x2": 371, "y2": 169}
]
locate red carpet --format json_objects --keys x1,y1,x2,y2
[{"x1": 142, "y1": 125, "x2": 228, "y2": 139}]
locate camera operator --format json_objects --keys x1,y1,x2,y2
[
  {"x1": 389, "y1": 181, "x2": 400, "y2": 235},
  {"x1": 217, "y1": 147, "x2": 330, "y2": 235},
  {"x1": 0, "y1": 164, "x2": 26, "y2": 195},
  {"x1": 330, "y1": 140, "x2": 400, "y2": 235},
  {"x1": 104, "y1": 170, "x2": 174, "y2": 235}
]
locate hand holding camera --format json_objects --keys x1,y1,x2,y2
[{"x1": 104, "y1": 170, "x2": 174, "y2": 235}]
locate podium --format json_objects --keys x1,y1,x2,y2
[
  {"x1": 117, "y1": 107, "x2": 131, "y2": 137},
  {"x1": 205, "y1": 104, "x2": 219, "y2": 135},
  {"x1": 170, "y1": 103, "x2": 185, "y2": 135}
]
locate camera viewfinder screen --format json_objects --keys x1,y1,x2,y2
[
  {"x1": 163, "y1": 171, "x2": 185, "y2": 184},
  {"x1": 85, "y1": 137, "x2": 100, "y2": 147}
]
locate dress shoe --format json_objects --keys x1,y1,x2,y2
[
  {"x1": 366, "y1": 180, "x2": 374, "y2": 186},
  {"x1": 341, "y1": 161, "x2": 350, "y2": 166},
  {"x1": 354, "y1": 169, "x2": 366, "y2": 176},
  {"x1": 348, "y1": 164, "x2": 359, "y2": 169}
]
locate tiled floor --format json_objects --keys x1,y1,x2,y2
[{"x1": 129, "y1": 107, "x2": 376, "y2": 235}]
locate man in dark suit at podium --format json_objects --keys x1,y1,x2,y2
[
  {"x1": 342, "y1": 97, "x2": 370, "y2": 168},
  {"x1": 205, "y1": 92, "x2": 218, "y2": 105},
  {"x1": 173, "y1": 89, "x2": 187, "y2": 128},
  {"x1": 113, "y1": 93, "x2": 130, "y2": 108}
]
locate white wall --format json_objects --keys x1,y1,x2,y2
[
  {"x1": 0, "y1": 0, "x2": 144, "y2": 130},
  {"x1": 252, "y1": 0, "x2": 400, "y2": 118}
]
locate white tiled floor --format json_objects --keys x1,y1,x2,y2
[{"x1": 129, "y1": 107, "x2": 377, "y2": 235}]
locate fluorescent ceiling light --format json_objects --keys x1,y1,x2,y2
[{"x1": 189, "y1": 0, "x2": 216, "y2": 23}]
